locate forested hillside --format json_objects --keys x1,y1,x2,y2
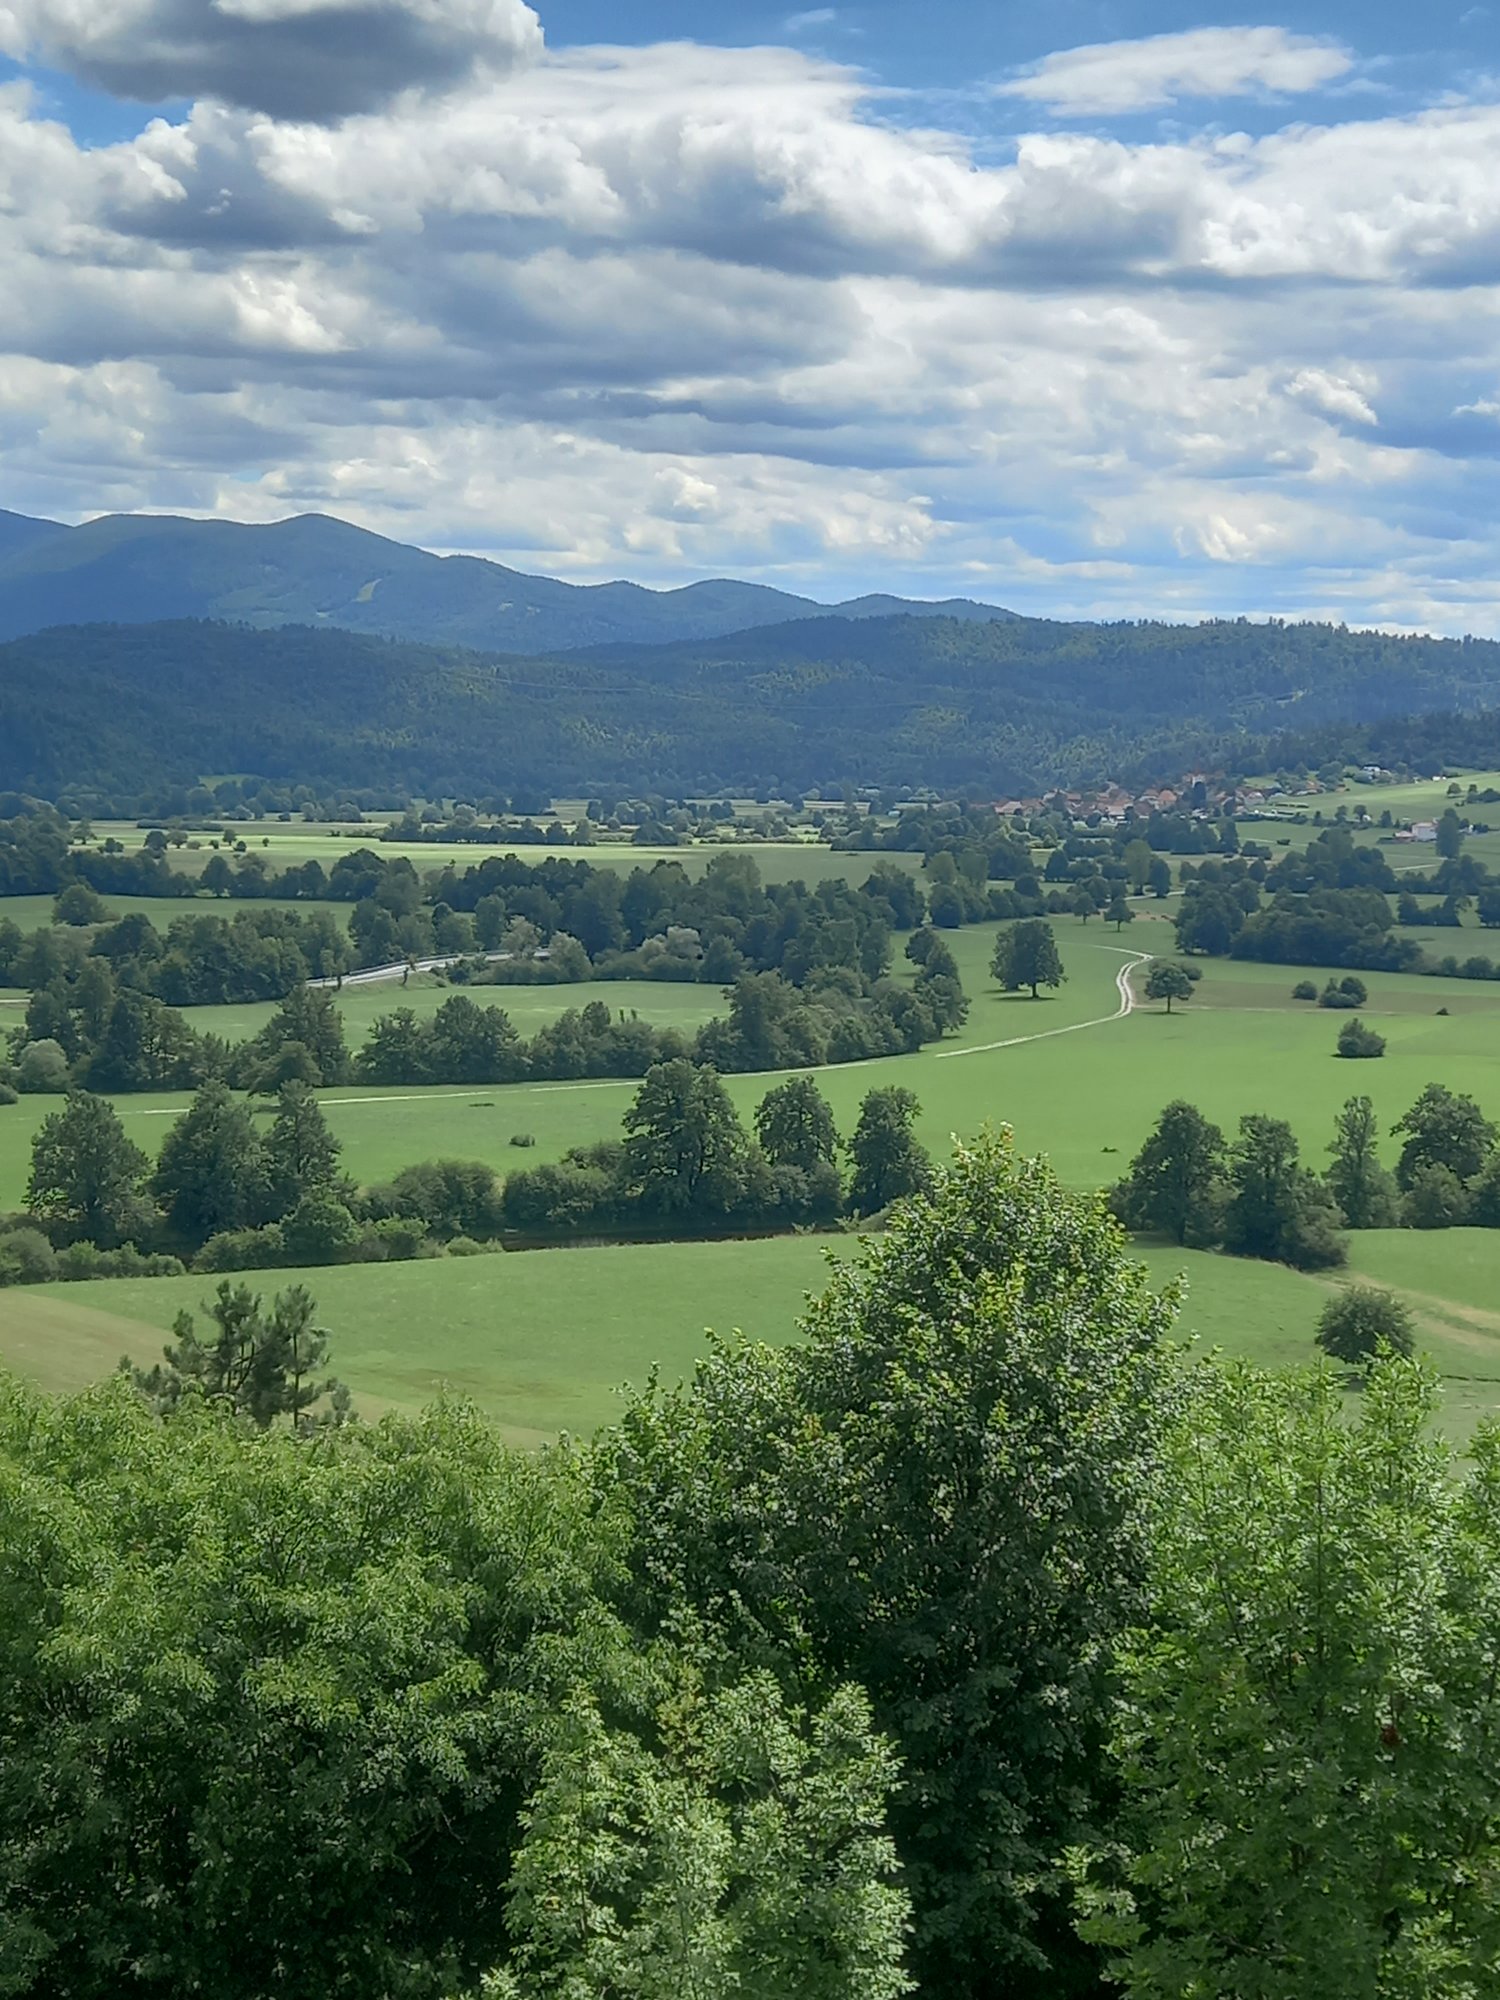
[{"x1": 5, "y1": 612, "x2": 1500, "y2": 801}]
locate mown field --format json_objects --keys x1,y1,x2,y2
[
  {"x1": 70, "y1": 823, "x2": 923, "y2": 888},
  {"x1": 9, "y1": 1227, "x2": 1499, "y2": 1444}
]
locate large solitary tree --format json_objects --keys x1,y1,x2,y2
[
  {"x1": 1392, "y1": 1082, "x2": 1497, "y2": 1190},
  {"x1": 624, "y1": 1058, "x2": 752, "y2": 1219},
  {"x1": 1144, "y1": 961, "x2": 1194, "y2": 1014},
  {"x1": 991, "y1": 919, "x2": 1065, "y2": 999},
  {"x1": 1115, "y1": 1100, "x2": 1226, "y2": 1247},
  {"x1": 755, "y1": 1074, "x2": 839, "y2": 1175}
]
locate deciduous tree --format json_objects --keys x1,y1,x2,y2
[
  {"x1": 27, "y1": 1091, "x2": 151, "y2": 1247},
  {"x1": 991, "y1": 918, "x2": 1065, "y2": 999}
]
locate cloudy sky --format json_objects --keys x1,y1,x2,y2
[{"x1": 0, "y1": 2, "x2": 1497, "y2": 630}]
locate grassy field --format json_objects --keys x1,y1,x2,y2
[
  {"x1": 73, "y1": 824, "x2": 924, "y2": 889},
  {"x1": 187, "y1": 971, "x2": 731, "y2": 1047},
  {"x1": 4, "y1": 914, "x2": 1500, "y2": 1205},
  {"x1": 9, "y1": 1225, "x2": 1500, "y2": 1443},
  {"x1": 7, "y1": 910, "x2": 1500, "y2": 1439}
]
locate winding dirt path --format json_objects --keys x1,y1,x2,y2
[{"x1": 934, "y1": 945, "x2": 1154, "y2": 1062}]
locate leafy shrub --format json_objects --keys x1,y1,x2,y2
[
  {"x1": 1291, "y1": 979, "x2": 1317, "y2": 1000},
  {"x1": 1318, "y1": 975, "x2": 1367, "y2": 1010},
  {"x1": 0, "y1": 1082, "x2": 17, "y2": 1106},
  {"x1": 16, "y1": 1040, "x2": 70, "y2": 1093},
  {"x1": 1402, "y1": 1163, "x2": 1472, "y2": 1230},
  {"x1": 196, "y1": 1224, "x2": 288, "y2": 1273},
  {"x1": 53, "y1": 1243, "x2": 186, "y2": 1281},
  {"x1": 1336, "y1": 1017, "x2": 1386, "y2": 1059},
  {"x1": 1316, "y1": 1284, "x2": 1416, "y2": 1368},
  {"x1": 281, "y1": 1192, "x2": 358, "y2": 1265},
  {"x1": 509, "y1": 1132, "x2": 537, "y2": 1148},
  {"x1": 0, "y1": 1227, "x2": 58, "y2": 1285}
]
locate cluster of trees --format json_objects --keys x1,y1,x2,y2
[
  {"x1": 1116, "y1": 1082, "x2": 1500, "y2": 1262},
  {"x1": 4, "y1": 1061, "x2": 937, "y2": 1281},
  {"x1": 4, "y1": 923, "x2": 968, "y2": 1102},
  {"x1": 504, "y1": 1070, "x2": 933, "y2": 1238},
  {"x1": 14, "y1": 607, "x2": 1500, "y2": 800},
  {"x1": 6, "y1": 1136, "x2": 1500, "y2": 1995},
  {"x1": 1, "y1": 901, "x2": 349, "y2": 1016}
]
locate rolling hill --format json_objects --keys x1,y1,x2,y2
[
  {"x1": 5, "y1": 611, "x2": 1500, "y2": 804},
  {"x1": 0, "y1": 509, "x2": 1012, "y2": 654}
]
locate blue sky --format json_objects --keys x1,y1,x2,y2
[{"x1": 0, "y1": 1, "x2": 1497, "y2": 630}]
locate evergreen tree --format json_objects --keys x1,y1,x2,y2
[
  {"x1": 130, "y1": 1280, "x2": 349, "y2": 1431},
  {"x1": 264, "y1": 1081, "x2": 344, "y2": 1216}
]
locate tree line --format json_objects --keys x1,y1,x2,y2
[
  {"x1": 4, "y1": 1133, "x2": 1500, "y2": 1997},
  {"x1": 1, "y1": 1064, "x2": 937, "y2": 1286},
  {"x1": 2, "y1": 935, "x2": 967, "y2": 1102},
  {"x1": 1115, "y1": 1081, "x2": 1500, "y2": 1264}
]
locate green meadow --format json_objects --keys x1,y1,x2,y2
[
  {"x1": 73, "y1": 823, "x2": 924, "y2": 889},
  {"x1": 7, "y1": 909, "x2": 1500, "y2": 1436},
  {"x1": 5, "y1": 915, "x2": 1500, "y2": 1209},
  {"x1": 10, "y1": 1225, "x2": 1500, "y2": 1445}
]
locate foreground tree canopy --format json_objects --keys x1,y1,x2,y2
[{"x1": 4, "y1": 1131, "x2": 1500, "y2": 1999}]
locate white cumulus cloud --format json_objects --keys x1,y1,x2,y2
[{"x1": 998, "y1": 26, "x2": 1354, "y2": 118}]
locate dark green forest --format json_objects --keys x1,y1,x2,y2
[{"x1": 5, "y1": 612, "x2": 1500, "y2": 801}]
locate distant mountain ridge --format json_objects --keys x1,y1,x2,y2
[{"x1": 0, "y1": 508, "x2": 1014, "y2": 654}]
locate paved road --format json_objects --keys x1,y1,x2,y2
[{"x1": 309, "y1": 949, "x2": 514, "y2": 990}]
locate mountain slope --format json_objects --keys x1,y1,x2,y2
[
  {"x1": 0, "y1": 509, "x2": 1013, "y2": 654},
  {"x1": 4, "y1": 612, "x2": 1500, "y2": 804},
  {"x1": 0, "y1": 509, "x2": 66, "y2": 566}
]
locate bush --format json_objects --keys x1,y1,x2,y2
[
  {"x1": 53, "y1": 1243, "x2": 185, "y2": 1281},
  {"x1": 1318, "y1": 976, "x2": 1366, "y2": 1010},
  {"x1": 0, "y1": 1082, "x2": 17, "y2": 1106},
  {"x1": 16, "y1": 1040, "x2": 70, "y2": 1093},
  {"x1": 1292, "y1": 980, "x2": 1318, "y2": 1000},
  {"x1": 1336, "y1": 1017, "x2": 1386, "y2": 1059},
  {"x1": 354, "y1": 1216, "x2": 434, "y2": 1262},
  {"x1": 1402, "y1": 1162, "x2": 1472, "y2": 1230},
  {"x1": 445, "y1": 1234, "x2": 489, "y2": 1256},
  {"x1": 0, "y1": 1226, "x2": 58, "y2": 1285},
  {"x1": 1316, "y1": 1284, "x2": 1416, "y2": 1368},
  {"x1": 195, "y1": 1224, "x2": 288, "y2": 1273},
  {"x1": 509, "y1": 1132, "x2": 537, "y2": 1149},
  {"x1": 281, "y1": 1192, "x2": 359, "y2": 1266}
]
